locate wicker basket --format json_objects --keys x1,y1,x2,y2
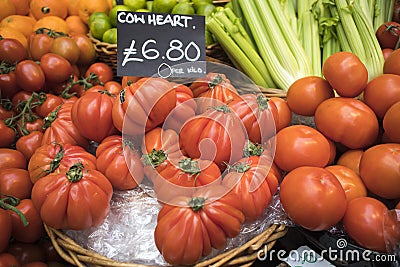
[{"x1": 45, "y1": 223, "x2": 287, "y2": 267}]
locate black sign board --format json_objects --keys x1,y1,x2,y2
[{"x1": 116, "y1": 11, "x2": 206, "y2": 78}]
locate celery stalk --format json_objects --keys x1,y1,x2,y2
[
  {"x1": 279, "y1": 0, "x2": 298, "y2": 35},
  {"x1": 386, "y1": 0, "x2": 395, "y2": 22},
  {"x1": 353, "y1": 0, "x2": 384, "y2": 80},
  {"x1": 207, "y1": 12, "x2": 274, "y2": 87},
  {"x1": 298, "y1": 0, "x2": 322, "y2": 77},
  {"x1": 223, "y1": 8, "x2": 255, "y2": 49},
  {"x1": 373, "y1": 0, "x2": 386, "y2": 31},
  {"x1": 237, "y1": 0, "x2": 297, "y2": 90},
  {"x1": 334, "y1": 0, "x2": 367, "y2": 62}
]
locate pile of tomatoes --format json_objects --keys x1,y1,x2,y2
[{"x1": 0, "y1": 24, "x2": 400, "y2": 267}]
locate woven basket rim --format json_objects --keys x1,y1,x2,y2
[{"x1": 45, "y1": 223, "x2": 287, "y2": 267}]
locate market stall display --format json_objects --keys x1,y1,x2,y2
[{"x1": 0, "y1": 0, "x2": 399, "y2": 266}]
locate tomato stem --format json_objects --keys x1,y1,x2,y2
[
  {"x1": 42, "y1": 143, "x2": 64, "y2": 175},
  {"x1": 189, "y1": 197, "x2": 205, "y2": 212},
  {"x1": 256, "y1": 94, "x2": 270, "y2": 111},
  {"x1": 0, "y1": 197, "x2": 29, "y2": 227},
  {"x1": 43, "y1": 104, "x2": 62, "y2": 129},
  {"x1": 243, "y1": 140, "x2": 264, "y2": 157},
  {"x1": 66, "y1": 162, "x2": 85, "y2": 183},
  {"x1": 231, "y1": 162, "x2": 251, "y2": 173},
  {"x1": 208, "y1": 74, "x2": 223, "y2": 89},
  {"x1": 142, "y1": 149, "x2": 167, "y2": 168},
  {"x1": 178, "y1": 158, "x2": 201, "y2": 175},
  {"x1": 213, "y1": 105, "x2": 231, "y2": 113}
]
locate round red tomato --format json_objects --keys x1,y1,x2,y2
[
  {"x1": 0, "y1": 120, "x2": 15, "y2": 148},
  {"x1": 274, "y1": 125, "x2": 331, "y2": 172},
  {"x1": 49, "y1": 36, "x2": 80, "y2": 64},
  {"x1": 0, "y1": 210, "x2": 12, "y2": 253},
  {"x1": 0, "y1": 148, "x2": 26, "y2": 171},
  {"x1": 71, "y1": 34, "x2": 96, "y2": 67},
  {"x1": 154, "y1": 185, "x2": 244, "y2": 265},
  {"x1": 383, "y1": 101, "x2": 400, "y2": 142},
  {"x1": 382, "y1": 48, "x2": 394, "y2": 60},
  {"x1": 103, "y1": 81, "x2": 122, "y2": 95},
  {"x1": 11, "y1": 91, "x2": 32, "y2": 112},
  {"x1": 17, "y1": 116, "x2": 44, "y2": 136},
  {"x1": 41, "y1": 102, "x2": 88, "y2": 148},
  {"x1": 0, "y1": 253, "x2": 21, "y2": 267},
  {"x1": 96, "y1": 135, "x2": 143, "y2": 190},
  {"x1": 0, "y1": 168, "x2": 32, "y2": 199},
  {"x1": 228, "y1": 93, "x2": 278, "y2": 143},
  {"x1": 286, "y1": 76, "x2": 334, "y2": 116},
  {"x1": 376, "y1": 22, "x2": 400, "y2": 49},
  {"x1": 325, "y1": 165, "x2": 367, "y2": 202},
  {"x1": 0, "y1": 38, "x2": 28, "y2": 64},
  {"x1": 31, "y1": 163, "x2": 113, "y2": 230},
  {"x1": 315, "y1": 97, "x2": 379, "y2": 149},
  {"x1": 6, "y1": 242, "x2": 46, "y2": 265},
  {"x1": 363, "y1": 74, "x2": 400, "y2": 118},
  {"x1": 322, "y1": 51, "x2": 368, "y2": 97},
  {"x1": 383, "y1": 47, "x2": 400, "y2": 75},
  {"x1": 342, "y1": 197, "x2": 392, "y2": 252},
  {"x1": 71, "y1": 90, "x2": 118, "y2": 143},
  {"x1": 112, "y1": 77, "x2": 177, "y2": 135},
  {"x1": 8, "y1": 198, "x2": 43, "y2": 243},
  {"x1": 40, "y1": 53, "x2": 72, "y2": 83},
  {"x1": 336, "y1": 149, "x2": 364, "y2": 175},
  {"x1": 28, "y1": 30, "x2": 57, "y2": 61},
  {"x1": 180, "y1": 105, "x2": 246, "y2": 170},
  {"x1": 222, "y1": 156, "x2": 278, "y2": 222},
  {"x1": 84, "y1": 62, "x2": 113, "y2": 85},
  {"x1": 0, "y1": 100, "x2": 14, "y2": 120},
  {"x1": 15, "y1": 60, "x2": 45, "y2": 92},
  {"x1": 0, "y1": 71, "x2": 20, "y2": 100},
  {"x1": 28, "y1": 142, "x2": 96, "y2": 183},
  {"x1": 359, "y1": 143, "x2": 400, "y2": 199},
  {"x1": 34, "y1": 94, "x2": 63, "y2": 118},
  {"x1": 280, "y1": 166, "x2": 347, "y2": 231},
  {"x1": 269, "y1": 97, "x2": 291, "y2": 131},
  {"x1": 15, "y1": 131, "x2": 43, "y2": 161}
]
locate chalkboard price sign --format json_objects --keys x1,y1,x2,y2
[{"x1": 117, "y1": 12, "x2": 206, "y2": 78}]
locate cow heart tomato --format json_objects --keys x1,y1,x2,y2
[
  {"x1": 359, "y1": 143, "x2": 400, "y2": 199},
  {"x1": 222, "y1": 156, "x2": 278, "y2": 222},
  {"x1": 28, "y1": 142, "x2": 96, "y2": 183},
  {"x1": 71, "y1": 90, "x2": 118, "y2": 143},
  {"x1": 96, "y1": 135, "x2": 144, "y2": 190},
  {"x1": 315, "y1": 97, "x2": 379, "y2": 149},
  {"x1": 179, "y1": 105, "x2": 246, "y2": 170},
  {"x1": 141, "y1": 127, "x2": 185, "y2": 159},
  {"x1": 154, "y1": 185, "x2": 244, "y2": 265},
  {"x1": 280, "y1": 166, "x2": 347, "y2": 231},
  {"x1": 31, "y1": 163, "x2": 113, "y2": 230}
]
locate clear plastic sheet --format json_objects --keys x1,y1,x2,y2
[{"x1": 65, "y1": 186, "x2": 291, "y2": 265}]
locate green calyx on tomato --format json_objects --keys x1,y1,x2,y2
[
  {"x1": 43, "y1": 143, "x2": 64, "y2": 175},
  {"x1": 189, "y1": 197, "x2": 205, "y2": 212},
  {"x1": 178, "y1": 158, "x2": 201, "y2": 174},
  {"x1": 243, "y1": 140, "x2": 264, "y2": 157},
  {"x1": 231, "y1": 162, "x2": 251, "y2": 173},
  {"x1": 66, "y1": 162, "x2": 85, "y2": 183},
  {"x1": 0, "y1": 196, "x2": 28, "y2": 227},
  {"x1": 0, "y1": 98, "x2": 13, "y2": 112},
  {"x1": 142, "y1": 149, "x2": 168, "y2": 168},
  {"x1": 34, "y1": 27, "x2": 68, "y2": 38},
  {"x1": 256, "y1": 94, "x2": 270, "y2": 111},
  {"x1": 43, "y1": 105, "x2": 61, "y2": 129},
  {"x1": 208, "y1": 74, "x2": 223, "y2": 88},
  {"x1": 0, "y1": 61, "x2": 15, "y2": 74},
  {"x1": 213, "y1": 105, "x2": 231, "y2": 113}
]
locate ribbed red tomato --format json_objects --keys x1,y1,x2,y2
[
  {"x1": 96, "y1": 135, "x2": 143, "y2": 190},
  {"x1": 141, "y1": 127, "x2": 185, "y2": 159},
  {"x1": 31, "y1": 163, "x2": 113, "y2": 230},
  {"x1": 154, "y1": 185, "x2": 244, "y2": 266}
]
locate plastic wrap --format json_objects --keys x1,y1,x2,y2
[{"x1": 66, "y1": 185, "x2": 291, "y2": 265}]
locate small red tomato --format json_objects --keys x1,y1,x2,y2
[
  {"x1": 376, "y1": 22, "x2": 400, "y2": 49},
  {"x1": 40, "y1": 53, "x2": 72, "y2": 83},
  {"x1": 49, "y1": 36, "x2": 80, "y2": 65},
  {"x1": 0, "y1": 253, "x2": 21, "y2": 267},
  {"x1": 269, "y1": 97, "x2": 291, "y2": 131},
  {"x1": 0, "y1": 71, "x2": 20, "y2": 99},
  {"x1": 15, "y1": 131, "x2": 43, "y2": 161},
  {"x1": 0, "y1": 148, "x2": 26, "y2": 170},
  {"x1": 322, "y1": 51, "x2": 368, "y2": 97},
  {"x1": 34, "y1": 94, "x2": 63, "y2": 118},
  {"x1": 0, "y1": 120, "x2": 16, "y2": 148},
  {"x1": 0, "y1": 210, "x2": 12, "y2": 253},
  {"x1": 15, "y1": 60, "x2": 45, "y2": 92},
  {"x1": 382, "y1": 48, "x2": 394, "y2": 60},
  {"x1": 85, "y1": 62, "x2": 113, "y2": 85},
  {"x1": 286, "y1": 76, "x2": 334, "y2": 116},
  {"x1": 0, "y1": 38, "x2": 28, "y2": 64},
  {"x1": 383, "y1": 48, "x2": 400, "y2": 75},
  {"x1": 0, "y1": 168, "x2": 33, "y2": 199}
]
